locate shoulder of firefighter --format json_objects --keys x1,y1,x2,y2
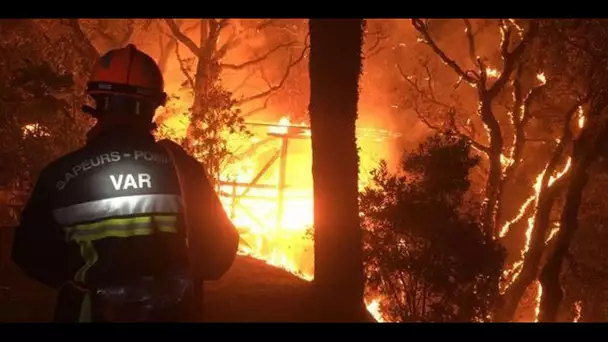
[{"x1": 11, "y1": 136, "x2": 239, "y2": 290}]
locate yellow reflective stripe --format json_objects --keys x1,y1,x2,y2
[
  {"x1": 64, "y1": 215, "x2": 178, "y2": 242},
  {"x1": 78, "y1": 294, "x2": 92, "y2": 323},
  {"x1": 68, "y1": 215, "x2": 177, "y2": 231},
  {"x1": 73, "y1": 225, "x2": 177, "y2": 241},
  {"x1": 53, "y1": 194, "x2": 183, "y2": 226},
  {"x1": 75, "y1": 240, "x2": 98, "y2": 283}
]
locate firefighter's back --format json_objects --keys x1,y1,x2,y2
[
  {"x1": 43, "y1": 128, "x2": 191, "y2": 321},
  {"x1": 12, "y1": 44, "x2": 237, "y2": 322},
  {"x1": 48, "y1": 129, "x2": 189, "y2": 286}
]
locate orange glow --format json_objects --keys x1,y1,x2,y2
[
  {"x1": 22, "y1": 123, "x2": 50, "y2": 138},
  {"x1": 536, "y1": 72, "x2": 547, "y2": 85},
  {"x1": 534, "y1": 281, "x2": 542, "y2": 322},
  {"x1": 486, "y1": 67, "x2": 500, "y2": 78},
  {"x1": 157, "y1": 104, "x2": 395, "y2": 321},
  {"x1": 146, "y1": 19, "x2": 403, "y2": 322},
  {"x1": 365, "y1": 298, "x2": 386, "y2": 322},
  {"x1": 577, "y1": 106, "x2": 585, "y2": 129},
  {"x1": 573, "y1": 301, "x2": 582, "y2": 322},
  {"x1": 502, "y1": 157, "x2": 572, "y2": 292}
]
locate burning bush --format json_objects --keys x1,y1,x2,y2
[{"x1": 360, "y1": 134, "x2": 506, "y2": 322}]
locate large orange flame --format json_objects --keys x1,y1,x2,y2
[{"x1": 156, "y1": 107, "x2": 395, "y2": 321}]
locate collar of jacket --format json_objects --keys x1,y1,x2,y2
[{"x1": 86, "y1": 121, "x2": 156, "y2": 145}]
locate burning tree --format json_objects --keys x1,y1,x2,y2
[
  {"x1": 164, "y1": 19, "x2": 308, "y2": 184},
  {"x1": 536, "y1": 19, "x2": 608, "y2": 322},
  {"x1": 76, "y1": 19, "x2": 309, "y2": 185},
  {"x1": 309, "y1": 19, "x2": 367, "y2": 320},
  {"x1": 402, "y1": 19, "x2": 592, "y2": 321},
  {"x1": 361, "y1": 134, "x2": 505, "y2": 322},
  {"x1": 404, "y1": 19, "x2": 541, "y2": 238}
]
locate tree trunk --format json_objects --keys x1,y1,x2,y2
[
  {"x1": 158, "y1": 36, "x2": 176, "y2": 75},
  {"x1": 496, "y1": 177, "x2": 567, "y2": 321},
  {"x1": 309, "y1": 19, "x2": 365, "y2": 321},
  {"x1": 538, "y1": 120, "x2": 608, "y2": 322},
  {"x1": 186, "y1": 19, "x2": 222, "y2": 180},
  {"x1": 538, "y1": 162, "x2": 589, "y2": 322},
  {"x1": 496, "y1": 137, "x2": 571, "y2": 321},
  {"x1": 479, "y1": 98, "x2": 504, "y2": 238}
]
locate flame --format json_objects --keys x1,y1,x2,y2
[
  {"x1": 486, "y1": 67, "x2": 500, "y2": 78},
  {"x1": 157, "y1": 110, "x2": 394, "y2": 322},
  {"x1": 577, "y1": 106, "x2": 585, "y2": 129},
  {"x1": 545, "y1": 223, "x2": 560, "y2": 244},
  {"x1": 365, "y1": 298, "x2": 386, "y2": 322},
  {"x1": 501, "y1": 102, "x2": 585, "y2": 319},
  {"x1": 501, "y1": 104, "x2": 586, "y2": 240},
  {"x1": 501, "y1": 158, "x2": 572, "y2": 294},
  {"x1": 536, "y1": 73, "x2": 547, "y2": 85},
  {"x1": 573, "y1": 301, "x2": 582, "y2": 322},
  {"x1": 499, "y1": 195, "x2": 535, "y2": 238},
  {"x1": 22, "y1": 123, "x2": 50, "y2": 138},
  {"x1": 534, "y1": 281, "x2": 542, "y2": 322},
  {"x1": 500, "y1": 153, "x2": 514, "y2": 169},
  {"x1": 508, "y1": 19, "x2": 524, "y2": 37}
]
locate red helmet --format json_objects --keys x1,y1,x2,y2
[{"x1": 86, "y1": 44, "x2": 167, "y2": 106}]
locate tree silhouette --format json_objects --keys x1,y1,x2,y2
[
  {"x1": 309, "y1": 19, "x2": 366, "y2": 320},
  {"x1": 361, "y1": 134, "x2": 505, "y2": 322}
]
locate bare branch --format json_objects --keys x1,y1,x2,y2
[
  {"x1": 398, "y1": 62, "x2": 488, "y2": 153},
  {"x1": 512, "y1": 67, "x2": 525, "y2": 124},
  {"x1": 398, "y1": 64, "x2": 453, "y2": 112},
  {"x1": 522, "y1": 83, "x2": 545, "y2": 125},
  {"x1": 488, "y1": 20, "x2": 539, "y2": 97},
  {"x1": 242, "y1": 96, "x2": 273, "y2": 118},
  {"x1": 165, "y1": 19, "x2": 200, "y2": 56},
  {"x1": 366, "y1": 29, "x2": 389, "y2": 58},
  {"x1": 220, "y1": 42, "x2": 296, "y2": 70},
  {"x1": 234, "y1": 33, "x2": 309, "y2": 106},
  {"x1": 199, "y1": 19, "x2": 230, "y2": 62},
  {"x1": 215, "y1": 31, "x2": 240, "y2": 60},
  {"x1": 416, "y1": 107, "x2": 490, "y2": 154},
  {"x1": 216, "y1": 19, "x2": 230, "y2": 30},
  {"x1": 503, "y1": 65, "x2": 547, "y2": 180},
  {"x1": 215, "y1": 19, "x2": 281, "y2": 60},
  {"x1": 175, "y1": 43, "x2": 195, "y2": 91},
  {"x1": 462, "y1": 19, "x2": 479, "y2": 67},
  {"x1": 412, "y1": 19, "x2": 478, "y2": 85},
  {"x1": 232, "y1": 71, "x2": 255, "y2": 94}
]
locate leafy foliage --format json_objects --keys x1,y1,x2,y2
[
  {"x1": 0, "y1": 19, "x2": 97, "y2": 195},
  {"x1": 361, "y1": 134, "x2": 506, "y2": 322},
  {"x1": 0, "y1": 55, "x2": 86, "y2": 189},
  {"x1": 188, "y1": 85, "x2": 249, "y2": 184},
  {"x1": 167, "y1": 55, "x2": 250, "y2": 186}
]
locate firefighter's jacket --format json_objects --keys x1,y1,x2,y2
[{"x1": 11, "y1": 125, "x2": 239, "y2": 321}]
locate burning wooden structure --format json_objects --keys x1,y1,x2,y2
[
  {"x1": 216, "y1": 118, "x2": 400, "y2": 280},
  {"x1": 218, "y1": 121, "x2": 311, "y2": 231}
]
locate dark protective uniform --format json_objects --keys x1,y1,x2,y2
[{"x1": 11, "y1": 125, "x2": 238, "y2": 322}]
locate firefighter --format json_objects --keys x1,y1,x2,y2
[{"x1": 11, "y1": 44, "x2": 239, "y2": 322}]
